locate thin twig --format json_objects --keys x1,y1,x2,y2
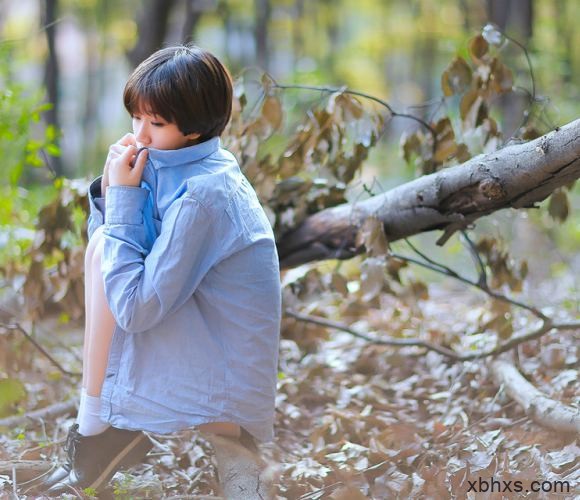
[
  {"x1": 460, "y1": 231, "x2": 488, "y2": 287},
  {"x1": 285, "y1": 308, "x2": 579, "y2": 362},
  {"x1": 502, "y1": 31, "x2": 536, "y2": 104},
  {"x1": 0, "y1": 16, "x2": 66, "y2": 45},
  {"x1": 497, "y1": 27, "x2": 537, "y2": 140},
  {"x1": 285, "y1": 308, "x2": 459, "y2": 358},
  {"x1": 40, "y1": 148, "x2": 57, "y2": 180},
  {"x1": 403, "y1": 238, "x2": 451, "y2": 275},
  {"x1": 269, "y1": 79, "x2": 438, "y2": 152},
  {"x1": 0, "y1": 322, "x2": 80, "y2": 378},
  {"x1": 388, "y1": 252, "x2": 550, "y2": 321}
]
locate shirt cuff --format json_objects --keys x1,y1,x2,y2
[
  {"x1": 105, "y1": 185, "x2": 149, "y2": 225},
  {"x1": 89, "y1": 176, "x2": 106, "y2": 215}
]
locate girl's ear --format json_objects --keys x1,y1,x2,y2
[{"x1": 185, "y1": 132, "x2": 201, "y2": 141}]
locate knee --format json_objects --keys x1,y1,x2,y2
[
  {"x1": 85, "y1": 226, "x2": 104, "y2": 264},
  {"x1": 91, "y1": 237, "x2": 104, "y2": 268}
]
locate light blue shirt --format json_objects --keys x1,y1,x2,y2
[{"x1": 87, "y1": 137, "x2": 281, "y2": 443}]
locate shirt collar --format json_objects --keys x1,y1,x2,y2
[{"x1": 146, "y1": 137, "x2": 221, "y2": 169}]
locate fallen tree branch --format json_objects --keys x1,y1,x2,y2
[
  {"x1": 277, "y1": 119, "x2": 580, "y2": 268},
  {"x1": 0, "y1": 460, "x2": 53, "y2": 483},
  {"x1": 285, "y1": 308, "x2": 579, "y2": 362},
  {"x1": 491, "y1": 358, "x2": 580, "y2": 434},
  {"x1": 200, "y1": 430, "x2": 276, "y2": 500},
  {"x1": 0, "y1": 400, "x2": 77, "y2": 428}
]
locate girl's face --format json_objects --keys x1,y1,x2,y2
[{"x1": 131, "y1": 112, "x2": 200, "y2": 150}]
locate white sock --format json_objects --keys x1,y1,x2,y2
[{"x1": 76, "y1": 387, "x2": 110, "y2": 436}]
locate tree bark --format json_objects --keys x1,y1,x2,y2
[
  {"x1": 277, "y1": 119, "x2": 580, "y2": 269},
  {"x1": 127, "y1": 0, "x2": 176, "y2": 68},
  {"x1": 491, "y1": 359, "x2": 580, "y2": 434},
  {"x1": 254, "y1": 0, "x2": 271, "y2": 71},
  {"x1": 42, "y1": 0, "x2": 62, "y2": 177},
  {"x1": 486, "y1": 0, "x2": 533, "y2": 136},
  {"x1": 181, "y1": 0, "x2": 203, "y2": 44},
  {"x1": 200, "y1": 431, "x2": 275, "y2": 500},
  {"x1": 487, "y1": 0, "x2": 533, "y2": 40}
]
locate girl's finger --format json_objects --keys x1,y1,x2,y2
[
  {"x1": 117, "y1": 133, "x2": 136, "y2": 146},
  {"x1": 119, "y1": 145, "x2": 137, "y2": 165},
  {"x1": 132, "y1": 148, "x2": 148, "y2": 177},
  {"x1": 109, "y1": 144, "x2": 126, "y2": 155}
]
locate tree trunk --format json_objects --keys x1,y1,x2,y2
[
  {"x1": 254, "y1": 0, "x2": 271, "y2": 71},
  {"x1": 127, "y1": 0, "x2": 177, "y2": 68},
  {"x1": 277, "y1": 119, "x2": 580, "y2": 269},
  {"x1": 487, "y1": 0, "x2": 533, "y2": 40},
  {"x1": 555, "y1": 0, "x2": 573, "y2": 84},
  {"x1": 487, "y1": 0, "x2": 534, "y2": 136},
  {"x1": 181, "y1": 0, "x2": 203, "y2": 44},
  {"x1": 42, "y1": 0, "x2": 62, "y2": 177},
  {"x1": 292, "y1": 0, "x2": 305, "y2": 69}
]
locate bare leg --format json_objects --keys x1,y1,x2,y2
[
  {"x1": 82, "y1": 226, "x2": 105, "y2": 389},
  {"x1": 85, "y1": 231, "x2": 117, "y2": 397}
]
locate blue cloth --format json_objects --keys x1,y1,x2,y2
[{"x1": 86, "y1": 137, "x2": 281, "y2": 443}]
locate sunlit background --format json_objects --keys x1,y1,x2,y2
[{"x1": 1, "y1": 0, "x2": 578, "y2": 178}]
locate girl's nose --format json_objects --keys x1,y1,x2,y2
[{"x1": 134, "y1": 122, "x2": 150, "y2": 146}]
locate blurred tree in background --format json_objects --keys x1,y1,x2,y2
[{"x1": 0, "y1": 0, "x2": 577, "y2": 180}]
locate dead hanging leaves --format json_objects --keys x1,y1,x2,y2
[
  {"x1": 223, "y1": 74, "x2": 385, "y2": 237},
  {"x1": 475, "y1": 236, "x2": 528, "y2": 293},
  {"x1": 441, "y1": 57, "x2": 472, "y2": 97},
  {"x1": 402, "y1": 32, "x2": 516, "y2": 175}
]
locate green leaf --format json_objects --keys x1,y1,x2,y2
[
  {"x1": 0, "y1": 378, "x2": 27, "y2": 417},
  {"x1": 45, "y1": 144, "x2": 61, "y2": 156}
]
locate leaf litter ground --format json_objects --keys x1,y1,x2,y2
[{"x1": 0, "y1": 282, "x2": 578, "y2": 499}]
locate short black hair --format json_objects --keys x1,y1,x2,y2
[{"x1": 124, "y1": 45, "x2": 233, "y2": 143}]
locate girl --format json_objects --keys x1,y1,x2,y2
[{"x1": 39, "y1": 45, "x2": 281, "y2": 496}]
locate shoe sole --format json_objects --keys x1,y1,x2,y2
[{"x1": 86, "y1": 432, "x2": 153, "y2": 492}]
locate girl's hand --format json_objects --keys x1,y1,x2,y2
[
  {"x1": 108, "y1": 144, "x2": 149, "y2": 188},
  {"x1": 102, "y1": 134, "x2": 140, "y2": 193}
]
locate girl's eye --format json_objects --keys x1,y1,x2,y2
[
  {"x1": 151, "y1": 122, "x2": 165, "y2": 127},
  {"x1": 132, "y1": 115, "x2": 141, "y2": 121}
]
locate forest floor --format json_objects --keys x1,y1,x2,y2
[{"x1": 0, "y1": 277, "x2": 578, "y2": 499}]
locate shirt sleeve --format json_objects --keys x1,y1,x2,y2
[
  {"x1": 101, "y1": 185, "x2": 221, "y2": 334},
  {"x1": 87, "y1": 175, "x2": 106, "y2": 241}
]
